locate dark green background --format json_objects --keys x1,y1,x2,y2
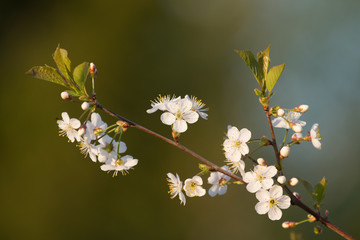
[{"x1": 1, "y1": 0, "x2": 359, "y2": 239}]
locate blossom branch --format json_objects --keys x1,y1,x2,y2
[{"x1": 93, "y1": 100, "x2": 246, "y2": 184}]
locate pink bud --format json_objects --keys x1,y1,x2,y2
[
  {"x1": 289, "y1": 177, "x2": 299, "y2": 186},
  {"x1": 291, "y1": 133, "x2": 303, "y2": 142},
  {"x1": 282, "y1": 221, "x2": 296, "y2": 229},
  {"x1": 293, "y1": 192, "x2": 301, "y2": 199},
  {"x1": 298, "y1": 104, "x2": 309, "y2": 113},
  {"x1": 90, "y1": 62, "x2": 97, "y2": 78}
]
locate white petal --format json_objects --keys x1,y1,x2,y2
[
  {"x1": 255, "y1": 201, "x2": 270, "y2": 215},
  {"x1": 179, "y1": 192, "x2": 186, "y2": 205},
  {"x1": 198, "y1": 111, "x2": 208, "y2": 120},
  {"x1": 208, "y1": 184, "x2": 219, "y2": 197},
  {"x1": 207, "y1": 172, "x2": 219, "y2": 185},
  {"x1": 118, "y1": 141, "x2": 127, "y2": 153},
  {"x1": 160, "y1": 112, "x2": 176, "y2": 125},
  {"x1": 218, "y1": 185, "x2": 227, "y2": 195},
  {"x1": 192, "y1": 176, "x2": 203, "y2": 185},
  {"x1": 256, "y1": 189, "x2": 270, "y2": 202},
  {"x1": 272, "y1": 117, "x2": 289, "y2": 129},
  {"x1": 195, "y1": 187, "x2": 206, "y2": 197},
  {"x1": 100, "y1": 164, "x2": 114, "y2": 171},
  {"x1": 61, "y1": 112, "x2": 70, "y2": 123},
  {"x1": 183, "y1": 111, "x2": 199, "y2": 124},
  {"x1": 166, "y1": 101, "x2": 179, "y2": 114},
  {"x1": 246, "y1": 181, "x2": 262, "y2": 193},
  {"x1": 173, "y1": 119, "x2": 187, "y2": 133},
  {"x1": 264, "y1": 166, "x2": 278, "y2": 178},
  {"x1": 268, "y1": 206, "x2": 282, "y2": 221},
  {"x1": 146, "y1": 107, "x2": 158, "y2": 114},
  {"x1": 243, "y1": 172, "x2": 256, "y2": 183},
  {"x1": 277, "y1": 195, "x2": 291, "y2": 209},
  {"x1": 261, "y1": 178, "x2": 274, "y2": 190},
  {"x1": 179, "y1": 98, "x2": 193, "y2": 113},
  {"x1": 239, "y1": 143, "x2": 249, "y2": 155},
  {"x1": 167, "y1": 173, "x2": 176, "y2": 182},
  {"x1": 239, "y1": 128, "x2": 251, "y2": 142},
  {"x1": 269, "y1": 185, "x2": 283, "y2": 199},
  {"x1": 312, "y1": 139, "x2": 321, "y2": 150},
  {"x1": 69, "y1": 118, "x2": 81, "y2": 129},
  {"x1": 227, "y1": 126, "x2": 240, "y2": 140}
]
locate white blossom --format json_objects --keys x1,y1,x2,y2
[
  {"x1": 78, "y1": 135, "x2": 99, "y2": 162},
  {"x1": 57, "y1": 112, "x2": 81, "y2": 142},
  {"x1": 207, "y1": 166, "x2": 231, "y2": 197},
  {"x1": 146, "y1": 95, "x2": 180, "y2": 114},
  {"x1": 223, "y1": 126, "x2": 251, "y2": 162},
  {"x1": 243, "y1": 165, "x2": 277, "y2": 193},
  {"x1": 272, "y1": 111, "x2": 306, "y2": 130},
  {"x1": 98, "y1": 135, "x2": 127, "y2": 163},
  {"x1": 255, "y1": 185, "x2": 291, "y2": 221},
  {"x1": 183, "y1": 176, "x2": 206, "y2": 197},
  {"x1": 310, "y1": 123, "x2": 321, "y2": 150},
  {"x1": 86, "y1": 113, "x2": 108, "y2": 140},
  {"x1": 167, "y1": 173, "x2": 186, "y2": 205},
  {"x1": 225, "y1": 158, "x2": 245, "y2": 176},
  {"x1": 161, "y1": 98, "x2": 199, "y2": 133},
  {"x1": 185, "y1": 95, "x2": 208, "y2": 120},
  {"x1": 100, "y1": 155, "x2": 138, "y2": 176}
]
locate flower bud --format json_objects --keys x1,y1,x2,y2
[
  {"x1": 291, "y1": 123, "x2": 302, "y2": 133},
  {"x1": 291, "y1": 133, "x2": 303, "y2": 142},
  {"x1": 295, "y1": 104, "x2": 309, "y2": 113},
  {"x1": 90, "y1": 62, "x2": 97, "y2": 78},
  {"x1": 308, "y1": 214, "x2": 316, "y2": 222},
  {"x1": 293, "y1": 192, "x2": 301, "y2": 199},
  {"x1": 257, "y1": 158, "x2": 267, "y2": 166},
  {"x1": 61, "y1": 91, "x2": 72, "y2": 101},
  {"x1": 277, "y1": 108, "x2": 285, "y2": 117},
  {"x1": 81, "y1": 102, "x2": 90, "y2": 111},
  {"x1": 314, "y1": 225, "x2": 322, "y2": 235},
  {"x1": 282, "y1": 221, "x2": 296, "y2": 229},
  {"x1": 277, "y1": 176, "x2": 286, "y2": 184},
  {"x1": 280, "y1": 146, "x2": 290, "y2": 159},
  {"x1": 116, "y1": 120, "x2": 130, "y2": 132},
  {"x1": 289, "y1": 177, "x2": 299, "y2": 186},
  {"x1": 78, "y1": 125, "x2": 86, "y2": 136}
]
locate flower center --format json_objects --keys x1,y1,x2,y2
[
  {"x1": 175, "y1": 110, "x2": 183, "y2": 119},
  {"x1": 103, "y1": 143, "x2": 113, "y2": 153},
  {"x1": 115, "y1": 159, "x2": 124, "y2": 167},
  {"x1": 93, "y1": 127, "x2": 103, "y2": 136},
  {"x1": 219, "y1": 177, "x2": 227, "y2": 186},
  {"x1": 269, "y1": 198, "x2": 276, "y2": 206},
  {"x1": 233, "y1": 140, "x2": 242, "y2": 148},
  {"x1": 255, "y1": 172, "x2": 264, "y2": 182}
]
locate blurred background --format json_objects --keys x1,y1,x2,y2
[{"x1": 1, "y1": 0, "x2": 359, "y2": 239}]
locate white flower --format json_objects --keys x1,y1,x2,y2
[
  {"x1": 78, "y1": 135, "x2": 99, "y2": 162},
  {"x1": 225, "y1": 158, "x2": 245, "y2": 176},
  {"x1": 185, "y1": 95, "x2": 208, "y2": 120},
  {"x1": 86, "y1": 113, "x2": 108, "y2": 140},
  {"x1": 161, "y1": 98, "x2": 199, "y2": 133},
  {"x1": 255, "y1": 185, "x2": 291, "y2": 221},
  {"x1": 310, "y1": 123, "x2": 321, "y2": 150},
  {"x1": 167, "y1": 173, "x2": 186, "y2": 205},
  {"x1": 98, "y1": 135, "x2": 127, "y2": 163},
  {"x1": 223, "y1": 126, "x2": 251, "y2": 161},
  {"x1": 183, "y1": 176, "x2": 206, "y2": 197},
  {"x1": 146, "y1": 95, "x2": 180, "y2": 114},
  {"x1": 57, "y1": 112, "x2": 81, "y2": 142},
  {"x1": 272, "y1": 111, "x2": 306, "y2": 130},
  {"x1": 100, "y1": 155, "x2": 138, "y2": 176},
  {"x1": 243, "y1": 165, "x2": 277, "y2": 193},
  {"x1": 207, "y1": 166, "x2": 231, "y2": 197}
]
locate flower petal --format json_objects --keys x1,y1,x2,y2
[
  {"x1": 246, "y1": 181, "x2": 262, "y2": 193},
  {"x1": 255, "y1": 201, "x2": 270, "y2": 215},
  {"x1": 239, "y1": 128, "x2": 251, "y2": 142},
  {"x1": 183, "y1": 111, "x2": 199, "y2": 124},
  {"x1": 208, "y1": 184, "x2": 219, "y2": 197},
  {"x1": 192, "y1": 176, "x2": 203, "y2": 185},
  {"x1": 218, "y1": 185, "x2": 227, "y2": 195},
  {"x1": 277, "y1": 195, "x2": 291, "y2": 209},
  {"x1": 227, "y1": 126, "x2": 240, "y2": 140},
  {"x1": 268, "y1": 206, "x2": 282, "y2": 221},
  {"x1": 173, "y1": 119, "x2": 188, "y2": 133},
  {"x1": 61, "y1": 112, "x2": 70, "y2": 123},
  {"x1": 179, "y1": 192, "x2": 186, "y2": 205},
  {"x1": 264, "y1": 166, "x2": 278, "y2": 178},
  {"x1": 161, "y1": 112, "x2": 176, "y2": 125},
  {"x1": 269, "y1": 185, "x2": 283, "y2": 199},
  {"x1": 256, "y1": 189, "x2": 270, "y2": 202},
  {"x1": 261, "y1": 178, "x2": 274, "y2": 190}
]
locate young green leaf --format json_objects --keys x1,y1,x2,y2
[
  {"x1": 53, "y1": 46, "x2": 72, "y2": 82},
  {"x1": 26, "y1": 65, "x2": 69, "y2": 87},
  {"x1": 299, "y1": 178, "x2": 314, "y2": 201},
  {"x1": 254, "y1": 88, "x2": 263, "y2": 97},
  {"x1": 266, "y1": 63, "x2": 285, "y2": 92},
  {"x1": 73, "y1": 62, "x2": 90, "y2": 94},
  {"x1": 313, "y1": 177, "x2": 328, "y2": 204},
  {"x1": 235, "y1": 50, "x2": 261, "y2": 86}
]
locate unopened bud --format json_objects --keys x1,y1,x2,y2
[
  {"x1": 172, "y1": 131, "x2": 180, "y2": 143},
  {"x1": 289, "y1": 177, "x2": 299, "y2": 186},
  {"x1": 257, "y1": 158, "x2": 267, "y2": 166},
  {"x1": 280, "y1": 146, "x2": 290, "y2": 159},
  {"x1": 291, "y1": 133, "x2": 303, "y2": 142},
  {"x1": 61, "y1": 91, "x2": 72, "y2": 100},
  {"x1": 116, "y1": 120, "x2": 130, "y2": 132},
  {"x1": 314, "y1": 225, "x2": 322, "y2": 235},
  {"x1": 81, "y1": 102, "x2": 90, "y2": 110},
  {"x1": 308, "y1": 214, "x2": 316, "y2": 222},
  {"x1": 277, "y1": 176, "x2": 287, "y2": 184},
  {"x1": 295, "y1": 104, "x2": 309, "y2": 113},
  {"x1": 90, "y1": 62, "x2": 97, "y2": 78},
  {"x1": 78, "y1": 125, "x2": 86, "y2": 136},
  {"x1": 293, "y1": 192, "x2": 301, "y2": 199},
  {"x1": 325, "y1": 210, "x2": 329, "y2": 217},
  {"x1": 277, "y1": 108, "x2": 285, "y2": 117},
  {"x1": 282, "y1": 221, "x2": 296, "y2": 229},
  {"x1": 291, "y1": 123, "x2": 303, "y2": 133}
]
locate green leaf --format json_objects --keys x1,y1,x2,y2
[
  {"x1": 266, "y1": 63, "x2": 285, "y2": 92},
  {"x1": 235, "y1": 49, "x2": 261, "y2": 86},
  {"x1": 254, "y1": 88, "x2": 262, "y2": 97},
  {"x1": 73, "y1": 62, "x2": 90, "y2": 93},
  {"x1": 53, "y1": 45, "x2": 72, "y2": 82},
  {"x1": 313, "y1": 177, "x2": 328, "y2": 204},
  {"x1": 299, "y1": 178, "x2": 314, "y2": 200},
  {"x1": 26, "y1": 65, "x2": 69, "y2": 87}
]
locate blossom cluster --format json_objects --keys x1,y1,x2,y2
[
  {"x1": 147, "y1": 94, "x2": 208, "y2": 133},
  {"x1": 57, "y1": 111, "x2": 138, "y2": 176}
]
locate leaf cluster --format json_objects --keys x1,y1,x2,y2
[
  {"x1": 299, "y1": 177, "x2": 328, "y2": 210},
  {"x1": 26, "y1": 45, "x2": 90, "y2": 99}
]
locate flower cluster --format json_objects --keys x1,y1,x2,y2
[
  {"x1": 57, "y1": 112, "x2": 138, "y2": 176},
  {"x1": 147, "y1": 95, "x2": 208, "y2": 134}
]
